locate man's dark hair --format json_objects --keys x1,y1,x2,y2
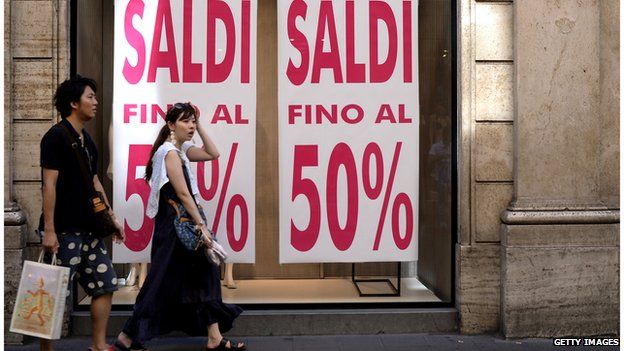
[{"x1": 53, "y1": 75, "x2": 97, "y2": 119}]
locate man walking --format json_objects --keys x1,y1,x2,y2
[{"x1": 40, "y1": 75, "x2": 124, "y2": 351}]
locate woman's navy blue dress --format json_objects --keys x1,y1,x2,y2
[{"x1": 122, "y1": 168, "x2": 242, "y2": 343}]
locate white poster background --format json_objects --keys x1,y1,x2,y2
[
  {"x1": 113, "y1": 0, "x2": 256, "y2": 263},
  {"x1": 278, "y1": 0, "x2": 419, "y2": 263}
]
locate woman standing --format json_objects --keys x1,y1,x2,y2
[{"x1": 115, "y1": 103, "x2": 245, "y2": 351}]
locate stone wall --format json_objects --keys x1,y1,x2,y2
[
  {"x1": 500, "y1": 0, "x2": 619, "y2": 338},
  {"x1": 4, "y1": 207, "x2": 26, "y2": 344},
  {"x1": 457, "y1": 0, "x2": 619, "y2": 337},
  {"x1": 4, "y1": 0, "x2": 11, "y2": 207},
  {"x1": 457, "y1": 0, "x2": 514, "y2": 333},
  {"x1": 599, "y1": 0, "x2": 620, "y2": 207},
  {"x1": 502, "y1": 223, "x2": 619, "y2": 337},
  {"x1": 9, "y1": 0, "x2": 69, "y2": 240},
  {"x1": 4, "y1": 0, "x2": 70, "y2": 344}
]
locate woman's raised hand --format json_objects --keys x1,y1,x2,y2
[{"x1": 190, "y1": 102, "x2": 201, "y2": 121}]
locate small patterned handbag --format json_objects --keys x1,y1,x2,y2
[
  {"x1": 167, "y1": 199, "x2": 227, "y2": 265},
  {"x1": 168, "y1": 199, "x2": 209, "y2": 251}
]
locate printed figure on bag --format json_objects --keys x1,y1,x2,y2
[{"x1": 13, "y1": 271, "x2": 60, "y2": 335}]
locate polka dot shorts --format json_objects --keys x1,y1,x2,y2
[{"x1": 52, "y1": 232, "x2": 118, "y2": 297}]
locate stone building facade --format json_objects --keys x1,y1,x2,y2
[
  {"x1": 4, "y1": 0, "x2": 619, "y2": 344},
  {"x1": 457, "y1": 0, "x2": 619, "y2": 337},
  {"x1": 5, "y1": 0, "x2": 71, "y2": 344}
]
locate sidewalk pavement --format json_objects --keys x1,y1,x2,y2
[{"x1": 4, "y1": 334, "x2": 619, "y2": 351}]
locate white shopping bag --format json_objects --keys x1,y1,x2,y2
[{"x1": 10, "y1": 251, "x2": 70, "y2": 339}]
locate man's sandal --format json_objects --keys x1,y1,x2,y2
[
  {"x1": 87, "y1": 345, "x2": 115, "y2": 351},
  {"x1": 206, "y1": 338, "x2": 246, "y2": 351}
]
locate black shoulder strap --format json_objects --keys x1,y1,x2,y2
[
  {"x1": 58, "y1": 123, "x2": 97, "y2": 197},
  {"x1": 181, "y1": 164, "x2": 199, "y2": 204},
  {"x1": 181, "y1": 164, "x2": 206, "y2": 222}
]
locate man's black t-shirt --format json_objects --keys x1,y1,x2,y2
[{"x1": 40, "y1": 118, "x2": 98, "y2": 233}]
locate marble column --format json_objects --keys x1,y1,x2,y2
[{"x1": 500, "y1": 0, "x2": 619, "y2": 337}]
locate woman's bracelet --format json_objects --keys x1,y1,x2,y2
[{"x1": 195, "y1": 221, "x2": 205, "y2": 231}]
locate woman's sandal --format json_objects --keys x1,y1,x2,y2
[
  {"x1": 114, "y1": 340, "x2": 149, "y2": 351},
  {"x1": 87, "y1": 346, "x2": 115, "y2": 351},
  {"x1": 206, "y1": 338, "x2": 247, "y2": 351}
]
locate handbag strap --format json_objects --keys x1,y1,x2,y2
[
  {"x1": 58, "y1": 123, "x2": 98, "y2": 199},
  {"x1": 180, "y1": 164, "x2": 206, "y2": 222},
  {"x1": 174, "y1": 163, "x2": 198, "y2": 205}
]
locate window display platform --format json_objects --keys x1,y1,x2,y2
[{"x1": 79, "y1": 277, "x2": 441, "y2": 305}]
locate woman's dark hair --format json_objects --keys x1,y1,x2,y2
[
  {"x1": 145, "y1": 102, "x2": 196, "y2": 181},
  {"x1": 53, "y1": 75, "x2": 97, "y2": 119}
]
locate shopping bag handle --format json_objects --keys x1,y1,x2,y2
[{"x1": 38, "y1": 250, "x2": 58, "y2": 266}]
